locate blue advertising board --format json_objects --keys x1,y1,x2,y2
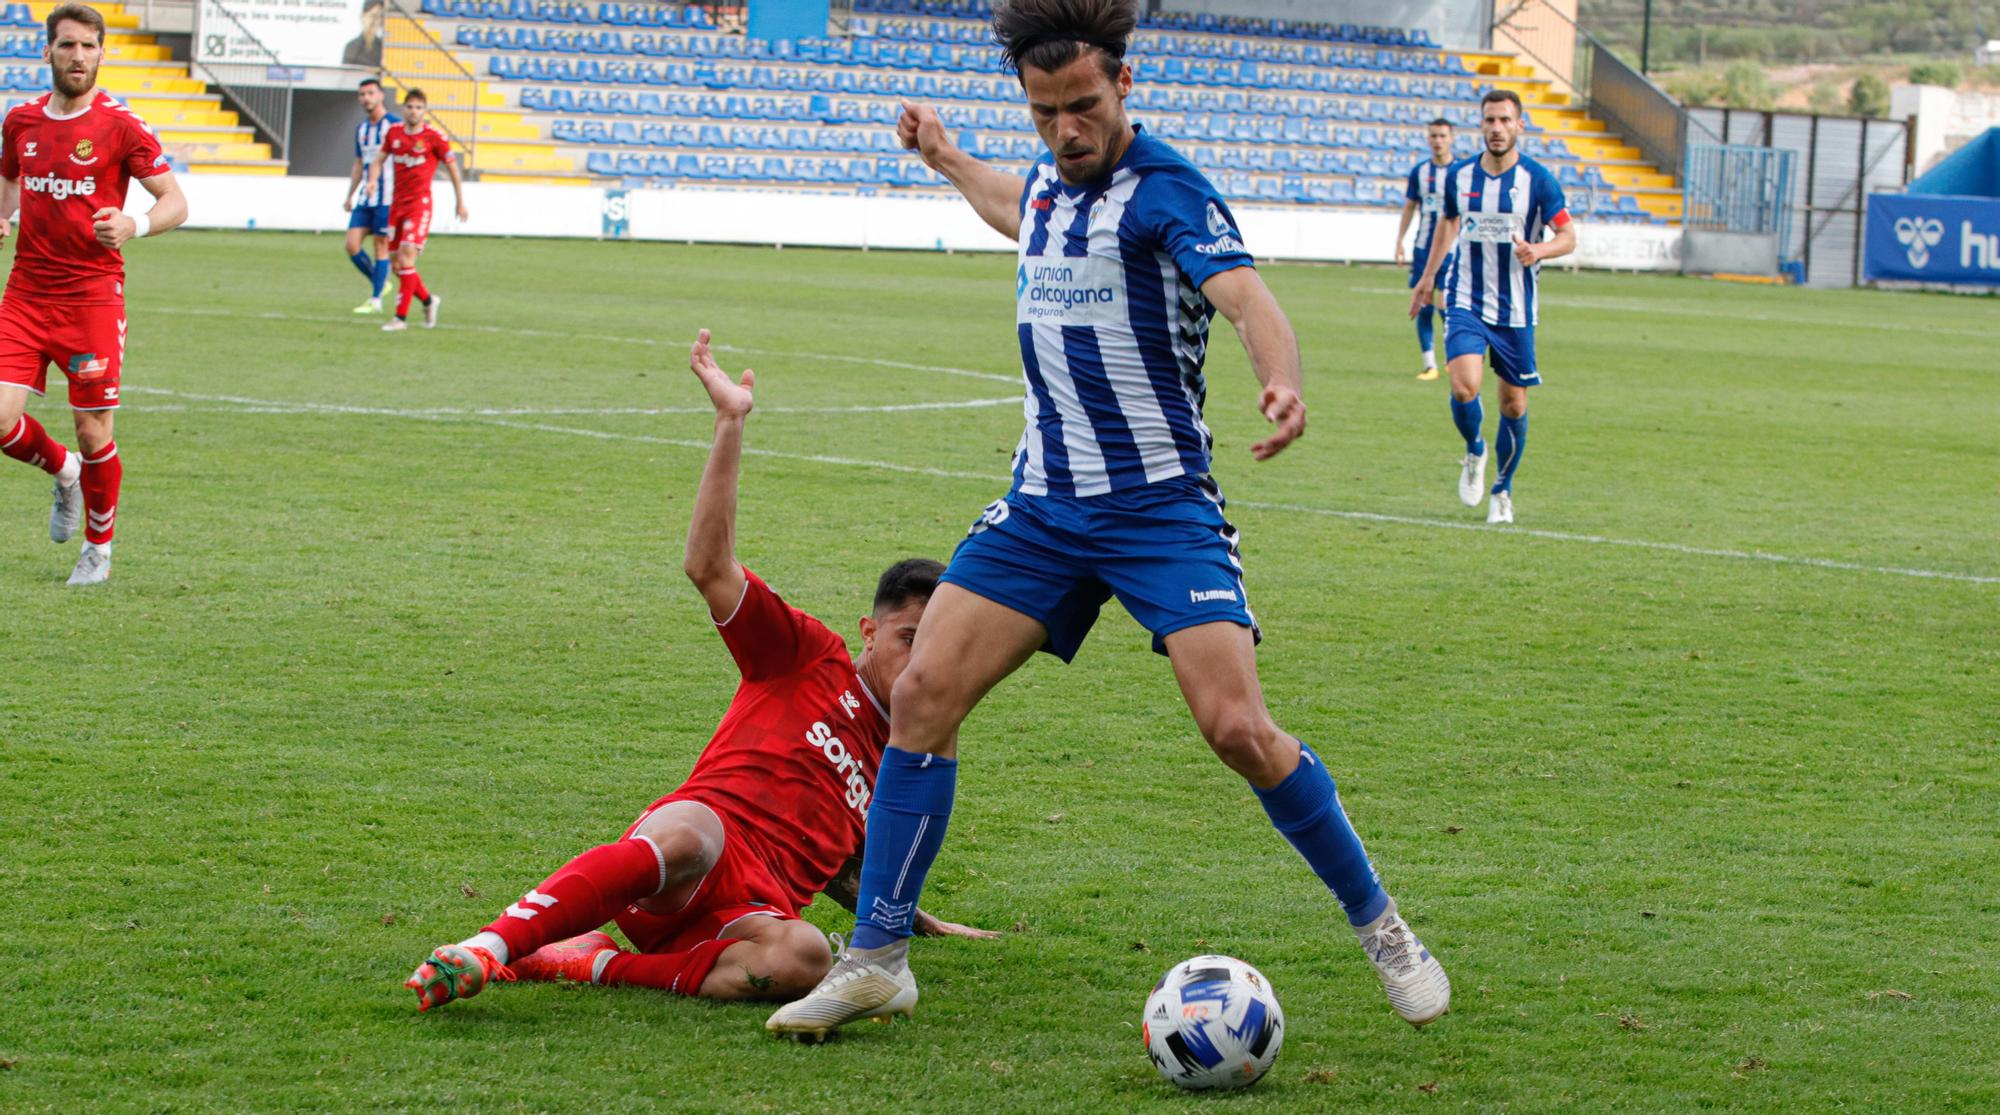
[{"x1": 1864, "y1": 193, "x2": 2000, "y2": 285}]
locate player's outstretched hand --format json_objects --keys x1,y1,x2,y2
[
  {"x1": 913, "y1": 909, "x2": 1001, "y2": 940},
  {"x1": 1408, "y1": 276, "x2": 1433, "y2": 319},
  {"x1": 689, "y1": 328, "x2": 754, "y2": 421},
  {"x1": 1512, "y1": 234, "x2": 1538, "y2": 267},
  {"x1": 897, "y1": 100, "x2": 951, "y2": 168},
  {"x1": 1251, "y1": 384, "x2": 1305, "y2": 461},
  {"x1": 90, "y1": 207, "x2": 138, "y2": 250}
]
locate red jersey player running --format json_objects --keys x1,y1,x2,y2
[
  {"x1": 362, "y1": 88, "x2": 465, "y2": 333},
  {"x1": 406, "y1": 330, "x2": 994, "y2": 1011},
  {"x1": 0, "y1": 4, "x2": 186, "y2": 586}
]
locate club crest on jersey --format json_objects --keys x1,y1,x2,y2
[
  {"x1": 1205, "y1": 202, "x2": 1230, "y2": 237},
  {"x1": 23, "y1": 141, "x2": 35, "y2": 157},
  {"x1": 70, "y1": 139, "x2": 97, "y2": 166}
]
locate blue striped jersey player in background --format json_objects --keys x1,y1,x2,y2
[
  {"x1": 1410, "y1": 89, "x2": 1576, "y2": 524},
  {"x1": 768, "y1": 0, "x2": 1451, "y2": 1042},
  {"x1": 1395, "y1": 117, "x2": 1457, "y2": 381},
  {"x1": 343, "y1": 77, "x2": 397, "y2": 314}
]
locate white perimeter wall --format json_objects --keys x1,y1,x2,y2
[{"x1": 161, "y1": 174, "x2": 1682, "y2": 272}]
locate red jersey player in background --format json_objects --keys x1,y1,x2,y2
[
  {"x1": 406, "y1": 330, "x2": 995, "y2": 1012},
  {"x1": 362, "y1": 87, "x2": 465, "y2": 333},
  {"x1": 0, "y1": 4, "x2": 185, "y2": 586}
]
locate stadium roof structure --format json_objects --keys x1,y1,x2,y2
[{"x1": 1908, "y1": 127, "x2": 2000, "y2": 198}]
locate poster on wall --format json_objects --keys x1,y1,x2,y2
[{"x1": 196, "y1": 0, "x2": 379, "y2": 68}]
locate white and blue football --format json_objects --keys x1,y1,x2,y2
[{"x1": 1142, "y1": 954, "x2": 1285, "y2": 1091}]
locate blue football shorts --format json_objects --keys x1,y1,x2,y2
[
  {"x1": 1445, "y1": 307, "x2": 1540, "y2": 387},
  {"x1": 348, "y1": 203, "x2": 391, "y2": 238},
  {"x1": 939, "y1": 474, "x2": 1261, "y2": 663}
]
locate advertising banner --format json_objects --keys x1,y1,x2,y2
[
  {"x1": 197, "y1": 0, "x2": 376, "y2": 68},
  {"x1": 1864, "y1": 192, "x2": 2000, "y2": 286}
]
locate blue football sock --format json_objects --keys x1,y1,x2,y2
[
  {"x1": 349, "y1": 250, "x2": 373, "y2": 281},
  {"x1": 1494, "y1": 411, "x2": 1527, "y2": 493},
  {"x1": 371, "y1": 258, "x2": 391, "y2": 298},
  {"x1": 1254, "y1": 741, "x2": 1388, "y2": 927},
  {"x1": 1450, "y1": 395, "x2": 1485, "y2": 457},
  {"x1": 1415, "y1": 305, "x2": 1435, "y2": 357},
  {"x1": 850, "y1": 748, "x2": 957, "y2": 950}
]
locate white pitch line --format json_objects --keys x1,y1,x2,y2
[
  {"x1": 1237, "y1": 501, "x2": 2000, "y2": 586},
  {"x1": 126, "y1": 385, "x2": 1997, "y2": 587},
  {"x1": 1344, "y1": 285, "x2": 1999, "y2": 340},
  {"x1": 123, "y1": 386, "x2": 1018, "y2": 417},
  {"x1": 144, "y1": 305, "x2": 1020, "y2": 383}
]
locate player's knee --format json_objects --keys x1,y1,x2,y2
[
  {"x1": 887, "y1": 662, "x2": 969, "y2": 747},
  {"x1": 631, "y1": 814, "x2": 722, "y2": 884},
  {"x1": 753, "y1": 923, "x2": 834, "y2": 999},
  {"x1": 1198, "y1": 705, "x2": 1286, "y2": 778}
]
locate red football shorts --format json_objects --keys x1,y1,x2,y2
[
  {"x1": 387, "y1": 202, "x2": 432, "y2": 253},
  {"x1": 0, "y1": 296, "x2": 125, "y2": 410},
  {"x1": 612, "y1": 792, "x2": 802, "y2": 955}
]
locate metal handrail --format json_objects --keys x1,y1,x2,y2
[
  {"x1": 381, "y1": 0, "x2": 481, "y2": 169},
  {"x1": 190, "y1": 0, "x2": 293, "y2": 161}
]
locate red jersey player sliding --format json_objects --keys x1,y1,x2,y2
[
  {"x1": 362, "y1": 88, "x2": 466, "y2": 333},
  {"x1": 0, "y1": 4, "x2": 186, "y2": 586},
  {"x1": 406, "y1": 329, "x2": 995, "y2": 1011}
]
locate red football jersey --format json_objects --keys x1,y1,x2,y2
[
  {"x1": 1, "y1": 90, "x2": 167, "y2": 303},
  {"x1": 676, "y1": 568, "x2": 888, "y2": 911},
  {"x1": 381, "y1": 123, "x2": 453, "y2": 211}
]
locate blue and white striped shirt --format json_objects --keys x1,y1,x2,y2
[
  {"x1": 1405, "y1": 157, "x2": 1451, "y2": 259},
  {"x1": 352, "y1": 112, "x2": 399, "y2": 207},
  {"x1": 1011, "y1": 127, "x2": 1253, "y2": 499},
  {"x1": 1442, "y1": 154, "x2": 1569, "y2": 328}
]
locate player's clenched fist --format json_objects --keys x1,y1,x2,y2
[
  {"x1": 897, "y1": 100, "x2": 951, "y2": 167},
  {"x1": 91, "y1": 207, "x2": 138, "y2": 249}
]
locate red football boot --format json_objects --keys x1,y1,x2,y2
[
  {"x1": 406, "y1": 944, "x2": 516, "y2": 1012},
  {"x1": 514, "y1": 931, "x2": 622, "y2": 984}
]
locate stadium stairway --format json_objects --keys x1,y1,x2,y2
[
  {"x1": 388, "y1": 0, "x2": 1667, "y2": 223},
  {"x1": 1460, "y1": 46, "x2": 1682, "y2": 221},
  {"x1": 1, "y1": 1, "x2": 286, "y2": 173},
  {"x1": 381, "y1": 3, "x2": 579, "y2": 182}
]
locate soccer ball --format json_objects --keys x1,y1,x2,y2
[{"x1": 1142, "y1": 955, "x2": 1285, "y2": 1091}]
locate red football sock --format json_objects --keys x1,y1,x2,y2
[
  {"x1": 599, "y1": 937, "x2": 737, "y2": 996},
  {"x1": 1, "y1": 415, "x2": 68, "y2": 475},
  {"x1": 480, "y1": 836, "x2": 665, "y2": 962},
  {"x1": 407, "y1": 271, "x2": 431, "y2": 304},
  {"x1": 395, "y1": 269, "x2": 419, "y2": 318},
  {"x1": 80, "y1": 441, "x2": 120, "y2": 544}
]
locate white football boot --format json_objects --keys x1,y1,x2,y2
[
  {"x1": 1356, "y1": 899, "x2": 1450, "y2": 1027},
  {"x1": 1486, "y1": 490, "x2": 1514, "y2": 524},
  {"x1": 49, "y1": 454, "x2": 82, "y2": 542},
  {"x1": 1458, "y1": 452, "x2": 1488, "y2": 507},
  {"x1": 381, "y1": 318, "x2": 408, "y2": 332},
  {"x1": 67, "y1": 543, "x2": 110, "y2": 586},
  {"x1": 423, "y1": 294, "x2": 443, "y2": 329},
  {"x1": 765, "y1": 939, "x2": 916, "y2": 1042}
]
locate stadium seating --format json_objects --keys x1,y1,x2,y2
[{"x1": 424, "y1": 0, "x2": 1667, "y2": 222}]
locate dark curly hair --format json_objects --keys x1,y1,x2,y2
[{"x1": 992, "y1": 0, "x2": 1137, "y2": 81}]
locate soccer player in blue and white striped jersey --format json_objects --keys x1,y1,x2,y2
[
  {"x1": 1396, "y1": 118, "x2": 1456, "y2": 381},
  {"x1": 1411, "y1": 89, "x2": 1576, "y2": 524},
  {"x1": 770, "y1": 0, "x2": 1450, "y2": 1044},
  {"x1": 342, "y1": 78, "x2": 397, "y2": 314}
]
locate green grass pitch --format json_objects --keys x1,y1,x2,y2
[{"x1": 0, "y1": 230, "x2": 1994, "y2": 1111}]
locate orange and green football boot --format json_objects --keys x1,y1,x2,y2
[
  {"x1": 514, "y1": 931, "x2": 622, "y2": 984},
  {"x1": 406, "y1": 944, "x2": 516, "y2": 1012}
]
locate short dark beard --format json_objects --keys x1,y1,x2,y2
[{"x1": 52, "y1": 65, "x2": 93, "y2": 98}]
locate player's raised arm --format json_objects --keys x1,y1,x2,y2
[
  {"x1": 1411, "y1": 214, "x2": 1459, "y2": 318},
  {"x1": 682, "y1": 329, "x2": 755, "y2": 620},
  {"x1": 1202, "y1": 266, "x2": 1306, "y2": 461},
  {"x1": 898, "y1": 100, "x2": 1020, "y2": 239}
]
